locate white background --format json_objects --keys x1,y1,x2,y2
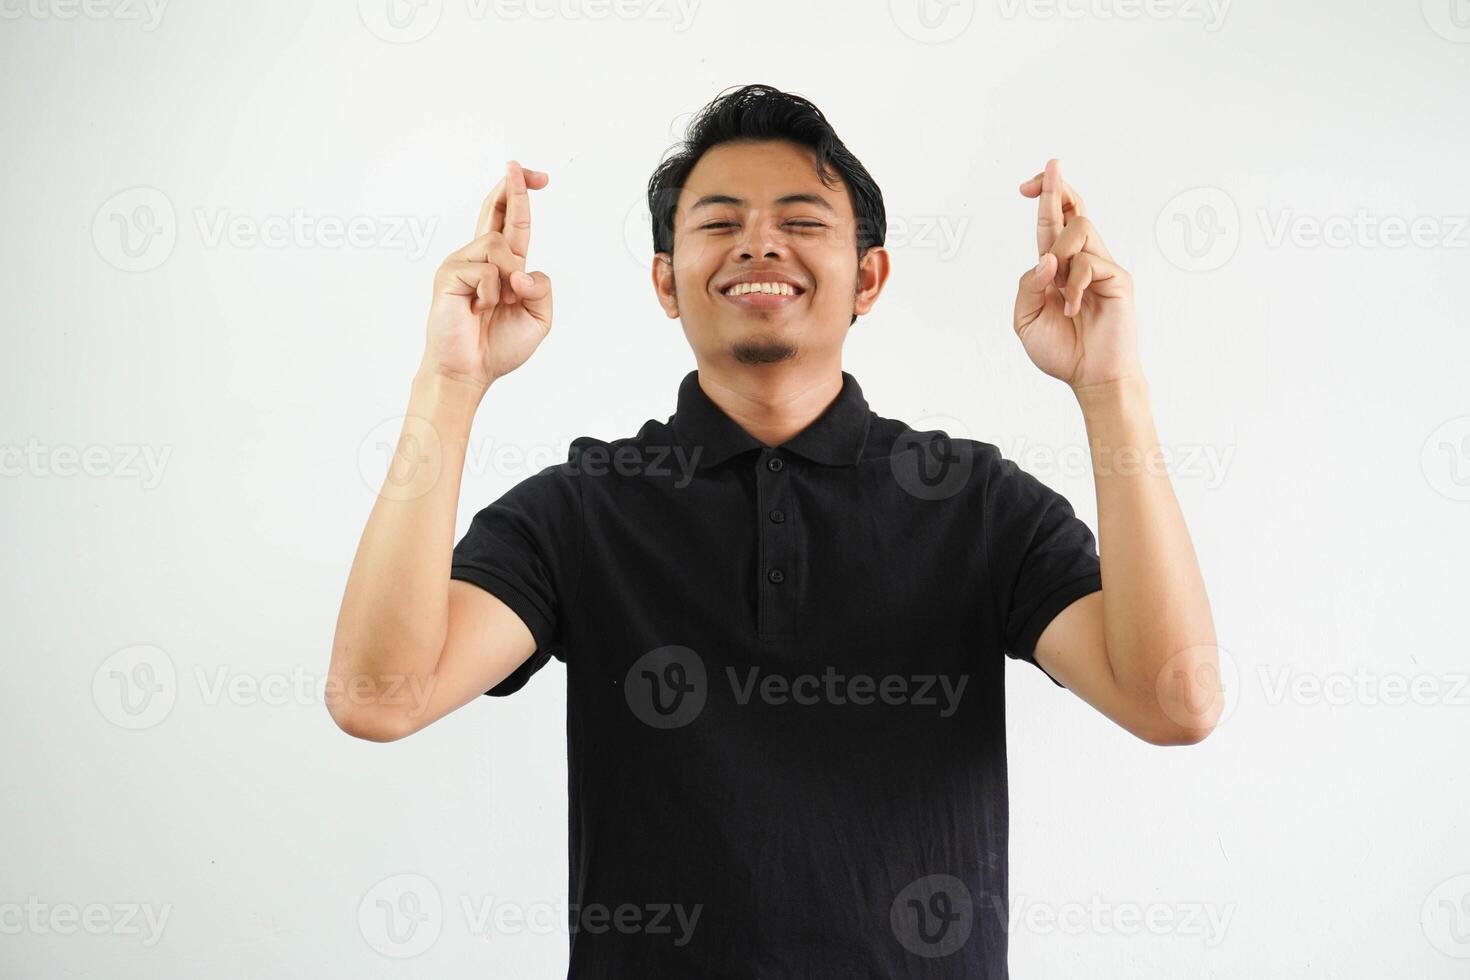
[{"x1": 3, "y1": 0, "x2": 1469, "y2": 976}]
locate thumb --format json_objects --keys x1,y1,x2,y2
[
  {"x1": 1015, "y1": 253, "x2": 1055, "y2": 327},
  {"x1": 511, "y1": 270, "x2": 553, "y2": 322}
]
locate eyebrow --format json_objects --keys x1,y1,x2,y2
[{"x1": 689, "y1": 193, "x2": 836, "y2": 214}]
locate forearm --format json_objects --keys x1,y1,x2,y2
[
  {"x1": 1075, "y1": 375, "x2": 1218, "y2": 709},
  {"x1": 328, "y1": 370, "x2": 485, "y2": 717}
]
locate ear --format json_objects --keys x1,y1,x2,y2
[
  {"x1": 853, "y1": 246, "x2": 891, "y2": 316},
  {"x1": 652, "y1": 252, "x2": 680, "y2": 319}
]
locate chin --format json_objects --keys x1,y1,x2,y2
[{"x1": 730, "y1": 333, "x2": 798, "y2": 365}]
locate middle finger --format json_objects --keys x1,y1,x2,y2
[
  {"x1": 474, "y1": 162, "x2": 548, "y2": 242},
  {"x1": 1034, "y1": 158, "x2": 1066, "y2": 255},
  {"x1": 1020, "y1": 169, "x2": 1086, "y2": 225}
]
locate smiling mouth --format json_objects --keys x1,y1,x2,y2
[
  {"x1": 722, "y1": 281, "x2": 802, "y2": 297},
  {"x1": 719, "y1": 281, "x2": 806, "y2": 309}
]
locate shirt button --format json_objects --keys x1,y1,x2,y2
[
  {"x1": 767, "y1": 568, "x2": 785, "y2": 584},
  {"x1": 766, "y1": 457, "x2": 784, "y2": 472},
  {"x1": 769, "y1": 508, "x2": 786, "y2": 524}
]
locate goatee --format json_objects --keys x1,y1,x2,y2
[{"x1": 731, "y1": 335, "x2": 797, "y2": 364}]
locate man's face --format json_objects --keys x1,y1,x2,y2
[{"x1": 652, "y1": 139, "x2": 888, "y2": 366}]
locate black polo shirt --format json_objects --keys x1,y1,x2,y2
[{"x1": 450, "y1": 369, "x2": 1103, "y2": 978}]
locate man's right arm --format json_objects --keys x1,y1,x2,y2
[
  {"x1": 327, "y1": 160, "x2": 554, "y2": 742},
  {"x1": 327, "y1": 372, "x2": 537, "y2": 742}
]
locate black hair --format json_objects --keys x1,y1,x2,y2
[{"x1": 646, "y1": 84, "x2": 886, "y2": 325}]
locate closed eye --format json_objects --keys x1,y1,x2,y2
[{"x1": 697, "y1": 220, "x2": 829, "y2": 231}]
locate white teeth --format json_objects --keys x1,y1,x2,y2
[{"x1": 725, "y1": 281, "x2": 797, "y2": 296}]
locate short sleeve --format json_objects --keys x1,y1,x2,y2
[
  {"x1": 451, "y1": 462, "x2": 580, "y2": 696},
  {"x1": 983, "y1": 451, "x2": 1103, "y2": 688}
]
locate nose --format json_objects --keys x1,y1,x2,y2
[{"x1": 735, "y1": 210, "x2": 788, "y2": 261}]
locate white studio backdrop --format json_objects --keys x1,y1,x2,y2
[{"x1": 2, "y1": 1, "x2": 1468, "y2": 977}]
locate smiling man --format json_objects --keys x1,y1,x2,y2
[{"x1": 328, "y1": 83, "x2": 1221, "y2": 977}]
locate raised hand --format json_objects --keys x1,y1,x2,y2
[
  {"x1": 1012, "y1": 158, "x2": 1142, "y2": 391},
  {"x1": 421, "y1": 160, "x2": 554, "y2": 391}
]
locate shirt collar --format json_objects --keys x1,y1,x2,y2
[{"x1": 671, "y1": 369, "x2": 873, "y2": 469}]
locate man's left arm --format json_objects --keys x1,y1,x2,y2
[{"x1": 1011, "y1": 158, "x2": 1222, "y2": 746}]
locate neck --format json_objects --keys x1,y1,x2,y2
[{"x1": 693, "y1": 359, "x2": 844, "y2": 448}]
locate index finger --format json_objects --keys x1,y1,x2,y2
[
  {"x1": 1020, "y1": 170, "x2": 1085, "y2": 218},
  {"x1": 501, "y1": 160, "x2": 532, "y2": 258},
  {"x1": 1035, "y1": 158, "x2": 1064, "y2": 256},
  {"x1": 474, "y1": 174, "x2": 506, "y2": 239}
]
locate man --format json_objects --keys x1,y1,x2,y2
[{"x1": 328, "y1": 83, "x2": 1221, "y2": 977}]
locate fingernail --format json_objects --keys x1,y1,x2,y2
[{"x1": 1035, "y1": 256, "x2": 1047, "y2": 277}]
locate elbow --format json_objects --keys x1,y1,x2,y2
[
  {"x1": 325, "y1": 639, "x2": 431, "y2": 742},
  {"x1": 1134, "y1": 695, "x2": 1223, "y2": 746},
  {"x1": 326, "y1": 696, "x2": 412, "y2": 743},
  {"x1": 1132, "y1": 638, "x2": 1225, "y2": 746},
  {"x1": 1139, "y1": 719, "x2": 1217, "y2": 747}
]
